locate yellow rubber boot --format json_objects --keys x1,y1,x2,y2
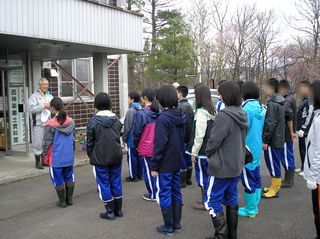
[
  {"x1": 263, "y1": 178, "x2": 273, "y2": 193},
  {"x1": 262, "y1": 178, "x2": 281, "y2": 198}
]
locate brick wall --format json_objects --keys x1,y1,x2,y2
[{"x1": 43, "y1": 58, "x2": 120, "y2": 129}]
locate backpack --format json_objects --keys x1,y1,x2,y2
[{"x1": 138, "y1": 122, "x2": 156, "y2": 157}]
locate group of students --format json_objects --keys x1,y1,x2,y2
[{"x1": 39, "y1": 78, "x2": 320, "y2": 239}]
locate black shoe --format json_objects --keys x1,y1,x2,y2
[
  {"x1": 157, "y1": 207, "x2": 174, "y2": 236},
  {"x1": 142, "y1": 194, "x2": 156, "y2": 202},
  {"x1": 281, "y1": 169, "x2": 295, "y2": 188},
  {"x1": 208, "y1": 212, "x2": 227, "y2": 239},
  {"x1": 56, "y1": 187, "x2": 67, "y2": 208},
  {"x1": 35, "y1": 155, "x2": 44, "y2": 170},
  {"x1": 226, "y1": 205, "x2": 238, "y2": 239},
  {"x1": 186, "y1": 167, "x2": 193, "y2": 185},
  {"x1": 114, "y1": 198, "x2": 123, "y2": 217},
  {"x1": 100, "y1": 201, "x2": 116, "y2": 220},
  {"x1": 172, "y1": 201, "x2": 182, "y2": 232},
  {"x1": 180, "y1": 169, "x2": 187, "y2": 188},
  {"x1": 65, "y1": 182, "x2": 75, "y2": 206},
  {"x1": 125, "y1": 176, "x2": 139, "y2": 182}
]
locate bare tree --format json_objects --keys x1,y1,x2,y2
[
  {"x1": 288, "y1": 0, "x2": 320, "y2": 59},
  {"x1": 227, "y1": 4, "x2": 257, "y2": 81}
]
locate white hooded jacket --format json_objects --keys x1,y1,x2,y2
[{"x1": 304, "y1": 109, "x2": 320, "y2": 184}]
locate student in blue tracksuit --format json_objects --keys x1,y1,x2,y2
[
  {"x1": 188, "y1": 85, "x2": 216, "y2": 210},
  {"x1": 238, "y1": 81, "x2": 265, "y2": 218},
  {"x1": 205, "y1": 81, "x2": 248, "y2": 239},
  {"x1": 123, "y1": 91, "x2": 142, "y2": 182},
  {"x1": 150, "y1": 84, "x2": 186, "y2": 236},
  {"x1": 279, "y1": 80, "x2": 297, "y2": 188},
  {"x1": 133, "y1": 88, "x2": 160, "y2": 202},
  {"x1": 43, "y1": 97, "x2": 75, "y2": 208},
  {"x1": 177, "y1": 85, "x2": 194, "y2": 187},
  {"x1": 87, "y1": 93, "x2": 123, "y2": 220}
]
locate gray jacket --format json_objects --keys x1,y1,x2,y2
[
  {"x1": 28, "y1": 90, "x2": 53, "y2": 127},
  {"x1": 206, "y1": 106, "x2": 248, "y2": 178}
]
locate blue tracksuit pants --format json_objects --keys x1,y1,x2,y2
[
  {"x1": 143, "y1": 157, "x2": 157, "y2": 199},
  {"x1": 205, "y1": 176, "x2": 239, "y2": 217},
  {"x1": 264, "y1": 146, "x2": 283, "y2": 178},
  {"x1": 156, "y1": 172, "x2": 182, "y2": 208},
  {"x1": 93, "y1": 163, "x2": 122, "y2": 203},
  {"x1": 182, "y1": 144, "x2": 192, "y2": 170},
  {"x1": 50, "y1": 166, "x2": 74, "y2": 187},
  {"x1": 281, "y1": 141, "x2": 295, "y2": 170},
  {"x1": 240, "y1": 166, "x2": 261, "y2": 194},
  {"x1": 127, "y1": 148, "x2": 143, "y2": 179},
  {"x1": 195, "y1": 156, "x2": 209, "y2": 190}
]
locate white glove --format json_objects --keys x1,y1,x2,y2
[
  {"x1": 307, "y1": 180, "x2": 318, "y2": 190},
  {"x1": 297, "y1": 130, "x2": 304, "y2": 138}
]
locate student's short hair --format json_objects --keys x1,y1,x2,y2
[
  {"x1": 312, "y1": 80, "x2": 320, "y2": 109},
  {"x1": 129, "y1": 91, "x2": 140, "y2": 102},
  {"x1": 94, "y1": 92, "x2": 111, "y2": 111},
  {"x1": 299, "y1": 80, "x2": 311, "y2": 87},
  {"x1": 219, "y1": 80, "x2": 242, "y2": 107},
  {"x1": 217, "y1": 80, "x2": 227, "y2": 87},
  {"x1": 176, "y1": 85, "x2": 189, "y2": 98},
  {"x1": 157, "y1": 85, "x2": 178, "y2": 108},
  {"x1": 242, "y1": 81, "x2": 260, "y2": 100},
  {"x1": 264, "y1": 78, "x2": 279, "y2": 93},
  {"x1": 141, "y1": 88, "x2": 156, "y2": 102},
  {"x1": 279, "y1": 79, "x2": 290, "y2": 90}
]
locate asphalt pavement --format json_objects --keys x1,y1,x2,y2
[{"x1": 0, "y1": 150, "x2": 317, "y2": 239}]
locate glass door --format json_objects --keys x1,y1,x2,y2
[{"x1": 0, "y1": 66, "x2": 29, "y2": 157}]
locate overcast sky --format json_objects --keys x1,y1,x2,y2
[{"x1": 178, "y1": 0, "x2": 301, "y2": 42}]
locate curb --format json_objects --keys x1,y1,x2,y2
[{"x1": 0, "y1": 158, "x2": 90, "y2": 186}]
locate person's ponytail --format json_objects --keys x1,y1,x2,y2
[
  {"x1": 57, "y1": 110, "x2": 67, "y2": 125},
  {"x1": 50, "y1": 97, "x2": 67, "y2": 125},
  {"x1": 150, "y1": 100, "x2": 159, "y2": 113}
]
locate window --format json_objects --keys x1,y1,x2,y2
[{"x1": 58, "y1": 58, "x2": 93, "y2": 100}]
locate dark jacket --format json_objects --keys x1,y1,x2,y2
[
  {"x1": 262, "y1": 94, "x2": 286, "y2": 148},
  {"x1": 133, "y1": 106, "x2": 159, "y2": 149},
  {"x1": 151, "y1": 108, "x2": 186, "y2": 173},
  {"x1": 43, "y1": 116, "x2": 75, "y2": 168},
  {"x1": 86, "y1": 110, "x2": 122, "y2": 167},
  {"x1": 297, "y1": 97, "x2": 310, "y2": 131},
  {"x1": 178, "y1": 98, "x2": 194, "y2": 143},
  {"x1": 284, "y1": 94, "x2": 296, "y2": 142},
  {"x1": 206, "y1": 106, "x2": 248, "y2": 178}
]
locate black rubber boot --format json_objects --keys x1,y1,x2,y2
[
  {"x1": 226, "y1": 205, "x2": 238, "y2": 239},
  {"x1": 114, "y1": 198, "x2": 123, "y2": 217},
  {"x1": 186, "y1": 167, "x2": 193, "y2": 185},
  {"x1": 100, "y1": 201, "x2": 116, "y2": 220},
  {"x1": 315, "y1": 216, "x2": 320, "y2": 239},
  {"x1": 55, "y1": 186, "x2": 67, "y2": 208},
  {"x1": 180, "y1": 169, "x2": 187, "y2": 188},
  {"x1": 206, "y1": 212, "x2": 227, "y2": 239},
  {"x1": 157, "y1": 207, "x2": 174, "y2": 236},
  {"x1": 172, "y1": 201, "x2": 182, "y2": 232},
  {"x1": 65, "y1": 182, "x2": 75, "y2": 206},
  {"x1": 281, "y1": 169, "x2": 295, "y2": 188},
  {"x1": 35, "y1": 155, "x2": 44, "y2": 170}
]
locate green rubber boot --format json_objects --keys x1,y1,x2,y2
[
  {"x1": 255, "y1": 188, "x2": 261, "y2": 214},
  {"x1": 238, "y1": 192, "x2": 257, "y2": 218}
]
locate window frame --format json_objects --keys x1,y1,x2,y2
[{"x1": 57, "y1": 58, "x2": 94, "y2": 102}]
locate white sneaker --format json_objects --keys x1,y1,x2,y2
[
  {"x1": 295, "y1": 168, "x2": 302, "y2": 173},
  {"x1": 299, "y1": 171, "x2": 304, "y2": 176}
]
